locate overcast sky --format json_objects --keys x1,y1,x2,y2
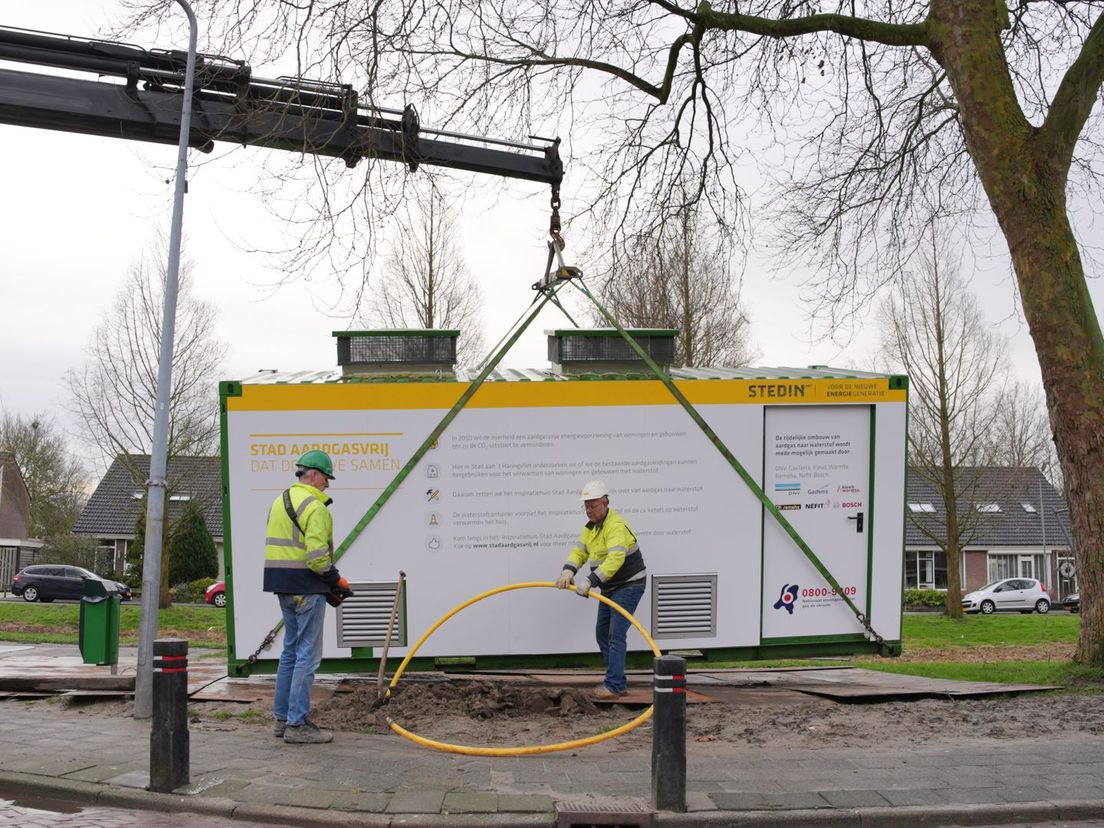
[{"x1": 2, "y1": 1, "x2": 1098, "y2": 472}]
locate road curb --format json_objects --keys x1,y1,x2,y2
[
  {"x1": 659, "y1": 800, "x2": 1104, "y2": 826},
  {"x1": 4, "y1": 770, "x2": 1104, "y2": 828}
]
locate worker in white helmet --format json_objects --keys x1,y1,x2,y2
[{"x1": 555, "y1": 480, "x2": 647, "y2": 699}]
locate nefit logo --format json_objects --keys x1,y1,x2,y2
[{"x1": 773, "y1": 583, "x2": 799, "y2": 615}]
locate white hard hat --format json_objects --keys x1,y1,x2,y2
[{"x1": 580, "y1": 480, "x2": 609, "y2": 501}]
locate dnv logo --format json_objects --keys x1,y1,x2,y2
[{"x1": 773, "y1": 583, "x2": 799, "y2": 614}]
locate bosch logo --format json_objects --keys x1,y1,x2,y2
[{"x1": 841, "y1": 501, "x2": 863, "y2": 508}]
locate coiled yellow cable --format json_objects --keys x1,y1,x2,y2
[{"x1": 384, "y1": 581, "x2": 661, "y2": 756}]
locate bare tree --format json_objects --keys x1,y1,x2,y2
[
  {"x1": 67, "y1": 239, "x2": 226, "y2": 469},
  {"x1": 595, "y1": 208, "x2": 757, "y2": 367},
  {"x1": 0, "y1": 410, "x2": 87, "y2": 540},
  {"x1": 980, "y1": 381, "x2": 1062, "y2": 490},
  {"x1": 879, "y1": 232, "x2": 1005, "y2": 618},
  {"x1": 66, "y1": 237, "x2": 226, "y2": 607},
  {"x1": 118, "y1": 1, "x2": 1104, "y2": 664},
  {"x1": 362, "y1": 184, "x2": 486, "y2": 367}
]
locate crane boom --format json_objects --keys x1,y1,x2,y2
[{"x1": 0, "y1": 26, "x2": 562, "y2": 187}]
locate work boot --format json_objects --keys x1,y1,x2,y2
[
  {"x1": 284, "y1": 719, "x2": 333, "y2": 744},
  {"x1": 591, "y1": 684, "x2": 624, "y2": 700},
  {"x1": 273, "y1": 719, "x2": 286, "y2": 738}
]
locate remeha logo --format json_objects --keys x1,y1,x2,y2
[{"x1": 773, "y1": 583, "x2": 799, "y2": 614}]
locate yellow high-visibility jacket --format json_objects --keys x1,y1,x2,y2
[
  {"x1": 562, "y1": 508, "x2": 646, "y2": 591},
  {"x1": 262, "y1": 482, "x2": 339, "y2": 594}
]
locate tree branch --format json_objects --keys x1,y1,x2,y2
[
  {"x1": 694, "y1": 0, "x2": 929, "y2": 47},
  {"x1": 1038, "y1": 10, "x2": 1104, "y2": 170}
]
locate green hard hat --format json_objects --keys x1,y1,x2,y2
[{"x1": 295, "y1": 450, "x2": 335, "y2": 480}]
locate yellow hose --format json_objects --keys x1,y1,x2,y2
[{"x1": 384, "y1": 581, "x2": 661, "y2": 756}]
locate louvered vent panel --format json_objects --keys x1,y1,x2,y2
[
  {"x1": 650, "y1": 574, "x2": 717, "y2": 639},
  {"x1": 336, "y1": 581, "x2": 405, "y2": 648}
]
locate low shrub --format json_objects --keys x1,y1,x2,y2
[
  {"x1": 171, "y1": 577, "x2": 217, "y2": 604},
  {"x1": 904, "y1": 588, "x2": 947, "y2": 608}
]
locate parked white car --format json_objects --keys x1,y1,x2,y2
[{"x1": 962, "y1": 577, "x2": 1050, "y2": 615}]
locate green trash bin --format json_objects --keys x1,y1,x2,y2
[{"x1": 79, "y1": 577, "x2": 120, "y2": 666}]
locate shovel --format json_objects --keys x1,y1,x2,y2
[{"x1": 373, "y1": 571, "x2": 406, "y2": 709}]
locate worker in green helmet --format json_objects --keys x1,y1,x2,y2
[{"x1": 263, "y1": 449, "x2": 352, "y2": 744}]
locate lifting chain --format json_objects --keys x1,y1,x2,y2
[
  {"x1": 549, "y1": 183, "x2": 565, "y2": 249},
  {"x1": 238, "y1": 624, "x2": 281, "y2": 673}
]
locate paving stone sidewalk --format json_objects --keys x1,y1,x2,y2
[{"x1": 1, "y1": 703, "x2": 1104, "y2": 826}]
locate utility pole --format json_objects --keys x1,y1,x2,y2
[{"x1": 135, "y1": 0, "x2": 198, "y2": 720}]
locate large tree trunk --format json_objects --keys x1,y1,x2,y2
[{"x1": 931, "y1": 0, "x2": 1104, "y2": 663}]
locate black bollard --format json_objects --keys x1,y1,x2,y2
[
  {"x1": 651, "y1": 654, "x2": 687, "y2": 812},
  {"x1": 149, "y1": 638, "x2": 190, "y2": 792}
]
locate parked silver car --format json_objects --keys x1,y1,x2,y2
[{"x1": 962, "y1": 577, "x2": 1050, "y2": 615}]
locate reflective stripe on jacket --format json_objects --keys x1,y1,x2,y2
[
  {"x1": 562, "y1": 508, "x2": 646, "y2": 591},
  {"x1": 262, "y1": 482, "x2": 336, "y2": 594}
]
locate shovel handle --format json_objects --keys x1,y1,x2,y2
[{"x1": 376, "y1": 571, "x2": 406, "y2": 701}]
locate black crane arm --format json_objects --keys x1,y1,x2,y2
[{"x1": 0, "y1": 26, "x2": 563, "y2": 187}]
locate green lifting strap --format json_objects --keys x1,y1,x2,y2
[
  {"x1": 569, "y1": 277, "x2": 883, "y2": 645},
  {"x1": 238, "y1": 282, "x2": 567, "y2": 674}
]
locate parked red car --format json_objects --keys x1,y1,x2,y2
[{"x1": 205, "y1": 581, "x2": 226, "y2": 608}]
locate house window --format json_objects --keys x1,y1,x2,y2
[
  {"x1": 976, "y1": 503, "x2": 1002, "y2": 513},
  {"x1": 988, "y1": 552, "x2": 1046, "y2": 583},
  {"x1": 905, "y1": 550, "x2": 948, "y2": 589},
  {"x1": 169, "y1": 493, "x2": 192, "y2": 502},
  {"x1": 908, "y1": 502, "x2": 936, "y2": 513},
  {"x1": 1021, "y1": 503, "x2": 1037, "y2": 513},
  {"x1": 988, "y1": 554, "x2": 1015, "y2": 581}
]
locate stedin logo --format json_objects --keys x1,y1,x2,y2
[{"x1": 773, "y1": 583, "x2": 799, "y2": 615}]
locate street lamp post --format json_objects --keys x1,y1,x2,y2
[{"x1": 135, "y1": 0, "x2": 198, "y2": 720}]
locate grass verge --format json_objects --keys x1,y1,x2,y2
[{"x1": 0, "y1": 601, "x2": 225, "y2": 646}]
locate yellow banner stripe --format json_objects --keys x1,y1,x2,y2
[{"x1": 227, "y1": 378, "x2": 905, "y2": 411}]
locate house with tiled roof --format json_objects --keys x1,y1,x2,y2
[
  {"x1": 72, "y1": 454, "x2": 223, "y2": 576},
  {"x1": 905, "y1": 466, "x2": 1074, "y2": 600},
  {"x1": 0, "y1": 451, "x2": 44, "y2": 587}
]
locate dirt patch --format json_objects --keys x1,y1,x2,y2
[
  {"x1": 24, "y1": 674, "x2": 1104, "y2": 752},
  {"x1": 857, "y1": 642, "x2": 1076, "y2": 663}
]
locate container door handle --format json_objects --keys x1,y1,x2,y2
[{"x1": 847, "y1": 511, "x2": 864, "y2": 532}]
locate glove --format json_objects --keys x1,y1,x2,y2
[
  {"x1": 575, "y1": 580, "x2": 592, "y2": 597},
  {"x1": 325, "y1": 591, "x2": 345, "y2": 607},
  {"x1": 555, "y1": 570, "x2": 574, "y2": 590},
  {"x1": 326, "y1": 577, "x2": 355, "y2": 607}
]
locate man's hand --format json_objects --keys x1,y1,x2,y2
[
  {"x1": 328, "y1": 576, "x2": 355, "y2": 607},
  {"x1": 575, "y1": 580, "x2": 592, "y2": 597},
  {"x1": 555, "y1": 570, "x2": 573, "y2": 590}
]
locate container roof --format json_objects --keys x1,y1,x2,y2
[{"x1": 231, "y1": 365, "x2": 898, "y2": 384}]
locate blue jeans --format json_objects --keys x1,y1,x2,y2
[
  {"x1": 595, "y1": 580, "x2": 646, "y2": 694},
  {"x1": 273, "y1": 593, "x2": 327, "y2": 726}
]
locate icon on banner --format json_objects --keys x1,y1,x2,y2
[{"x1": 773, "y1": 583, "x2": 799, "y2": 615}]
